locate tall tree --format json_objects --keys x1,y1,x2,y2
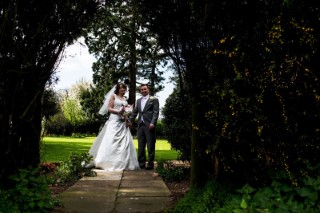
[
  {"x1": 83, "y1": 0, "x2": 165, "y2": 110},
  {"x1": 138, "y1": 0, "x2": 214, "y2": 188},
  {"x1": 0, "y1": 0, "x2": 99, "y2": 184}
]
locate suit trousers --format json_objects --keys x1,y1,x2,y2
[{"x1": 137, "y1": 122, "x2": 156, "y2": 167}]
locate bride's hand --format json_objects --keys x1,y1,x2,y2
[
  {"x1": 118, "y1": 108, "x2": 125, "y2": 115},
  {"x1": 126, "y1": 119, "x2": 132, "y2": 127}
]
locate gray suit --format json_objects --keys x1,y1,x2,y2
[{"x1": 130, "y1": 96, "x2": 159, "y2": 168}]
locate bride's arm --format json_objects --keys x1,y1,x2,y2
[{"x1": 107, "y1": 95, "x2": 122, "y2": 115}]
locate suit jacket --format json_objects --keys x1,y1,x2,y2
[{"x1": 130, "y1": 96, "x2": 159, "y2": 127}]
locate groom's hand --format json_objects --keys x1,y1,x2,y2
[{"x1": 148, "y1": 124, "x2": 155, "y2": 130}]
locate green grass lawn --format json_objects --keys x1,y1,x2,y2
[{"x1": 41, "y1": 136, "x2": 179, "y2": 163}]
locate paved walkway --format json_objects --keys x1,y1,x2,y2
[{"x1": 58, "y1": 169, "x2": 172, "y2": 213}]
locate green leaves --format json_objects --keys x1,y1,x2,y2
[
  {"x1": 5, "y1": 167, "x2": 57, "y2": 212},
  {"x1": 240, "y1": 198, "x2": 248, "y2": 209},
  {"x1": 222, "y1": 173, "x2": 320, "y2": 213}
]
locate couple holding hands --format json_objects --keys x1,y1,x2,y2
[{"x1": 88, "y1": 83, "x2": 159, "y2": 171}]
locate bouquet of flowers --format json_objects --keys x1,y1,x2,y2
[{"x1": 119, "y1": 104, "x2": 133, "y2": 119}]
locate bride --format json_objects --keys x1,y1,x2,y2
[{"x1": 88, "y1": 82, "x2": 140, "y2": 171}]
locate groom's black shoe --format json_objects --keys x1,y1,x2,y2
[
  {"x1": 146, "y1": 164, "x2": 154, "y2": 170},
  {"x1": 139, "y1": 163, "x2": 146, "y2": 169},
  {"x1": 145, "y1": 166, "x2": 153, "y2": 170}
]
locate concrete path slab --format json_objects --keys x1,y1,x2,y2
[
  {"x1": 59, "y1": 169, "x2": 172, "y2": 213},
  {"x1": 115, "y1": 197, "x2": 171, "y2": 213}
]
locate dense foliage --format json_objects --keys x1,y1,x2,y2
[
  {"x1": 43, "y1": 83, "x2": 103, "y2": 136},
  {"x1": 162, "y1": 89, "x2": 191, "y2": 161},
  {"x1": 0, "y1": 0, "x2": 99, "y2": 184},
  {"x1": 0, "y1": 152, "x2": 96, "y2": 212},
  {"x1": 171, "y1": 169, "x2": 320, "y2": 213},
  {"x1": 0, "y1": 168, "x2": 57, "y2": 212},
  {"x1": 138, "y1": 0, "x2": 320, "y2": 187}
]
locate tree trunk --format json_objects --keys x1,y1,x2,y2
[
  {"x1": 190, "y1": 93, "x2": 208, "y2": 189},
  {"x1": 0, "y1": 72, "x2": 44, "y2": 184},
  {"x1": 128, "y1": 19, "x2": 137, "y2": 105}
]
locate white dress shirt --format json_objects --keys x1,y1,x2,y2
[{"x1": 141, "y1": 95, "x2": 149, "y2": 111}]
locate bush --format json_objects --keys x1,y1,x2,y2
[
  {"x1": 156, "y1": 160, "x2": 188, "y2": 182},
  {"x1": 54, "y1": 152, "x2": 96, "y2": 183},
  {"x1": 170, "y1": 180, "x2": 232, "y2": 213},
  {"x1": 162, "y1": 89, "x2": 191, "y2": 161},
  {"x1": 44, "y1": 112, "x2": 72, "y2": 136},
  {"x1": 155, "y1": 120, "x2": 166, "y2": 139},
  {"x1": 172, "y1": 167, "x2": 320, "y2": 213},
  {"x1": 217, "y1": 172, "x2": 320, "y2": 213},
  {"x1": 0, "y1": 167, "x2": 58, "y2": 213},
  {"x1": 44, "y1": 112, "x2": 101, "y2": 136}
]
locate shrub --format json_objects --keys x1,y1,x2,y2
[
  {"x1": 217, "y1": 173, "x2": 320, "y2": 213},
  {"x1": 162, "y1": 89, "x2": 191, "y2": 161},
  {"x1": 170, "y1": 180, "x2": 232, "y2": 213},
  {"x1": 155, "y1": 120, "x2": 166, "y2": 139},
  {"x1": 156, "y1": 160, "x2": 189, "y2": 182},
  {"x1": 0, "y1": 167, "x2": 58, "y2": 213},
  {"x1": 54, "y1": 152, "x2": 96, "y2": 183},
  {"x1": 44, "y1": 112, "x2": 72, "y2": 136}
]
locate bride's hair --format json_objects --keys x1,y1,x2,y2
[{"x1": 114, "y1": 82, "x2": 127, "y2": 94}]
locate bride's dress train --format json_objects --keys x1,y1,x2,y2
[{"x1": 89, "y1": 95, "x2": 140, "y2": 171}]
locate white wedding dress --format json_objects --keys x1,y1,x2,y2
[{"x1": 89, "y1": 95, "x2": 140, "y2": 171}]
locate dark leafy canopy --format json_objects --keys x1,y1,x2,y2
[
  {"x1": 0, "y1": 0, "x2": 99, "y2": 184},
  {"x1": 81, "y1": 0, "x2": 166, "y2": 121},
  {"x1": 140, "y1": 0, "x2": 320, "y2": 187},
  {"x1": 206, "y1": 1, "x2": 320, "y2": 185}
]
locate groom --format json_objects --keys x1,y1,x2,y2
[{"x1": 130, "y1": 83, "x2": 159, "y2": 170}]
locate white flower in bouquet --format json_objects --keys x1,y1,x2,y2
[
  {"x1": 123, "y1": 104, "x2": 133, "y2": 116},
  {"x1": 119, "y1": 104, "x2": 133, "y2": 119}
]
